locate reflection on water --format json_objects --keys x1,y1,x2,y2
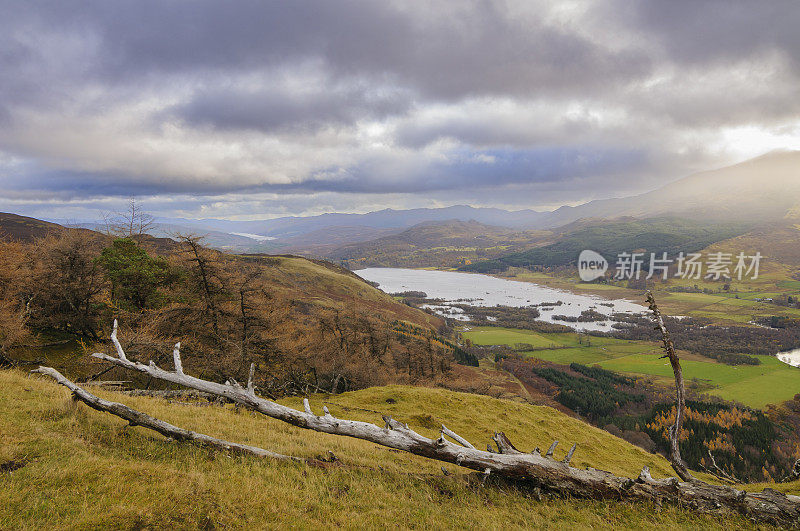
[
  {"x1": 356, "y1": 267, "x2": 646, "y2": 332},
  {"x1": 778, "y1": 349, "x2": 800, "y2": 367}
]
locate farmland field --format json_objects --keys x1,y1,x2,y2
[{"x1": 461, "y1": 325, "x2": 800, "y2": 409}]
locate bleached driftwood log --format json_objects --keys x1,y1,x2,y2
[
  {"x1": 31, "y1": 366, "x2": 300, "y2": 462},
  {"x1": 91, "y1": 325, "x2": 800, "y2": 527}
]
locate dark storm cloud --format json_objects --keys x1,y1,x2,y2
[
  {"x1": 0, "y1": 0, "x2": 799, "y2": 219},
  {"x1": 624, "y1": 0, "x2": 800, "y2": 70},
  {"x1": 306, "y1": 147, "x2": 649, "y2": 194},
  {"x1": 1, "y1": 1, "x2": 651, "y2": 100},
  {"x1": 173, "y1": 84, "x2": 412, "y2": 133}
]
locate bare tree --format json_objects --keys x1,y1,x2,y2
[
  {"x1": 177, "y1": 234, "x2": 225, "y2": 336},
  {"x1": 103, "y1": 197, "x2": 155, "y2": 238}
]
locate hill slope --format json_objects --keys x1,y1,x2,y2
[
  {"x1": 326, "y1": 219, "x2": 552, "y2": 268},
  {"x1": 2, "y1": 369, "x2": 783, "y2": 529},
  {"x1": 539, "y1": 150, "x2": 800, "y2": 227},
  {"x1": 248, "y1": 254, "x2": 442, "y2": 328},
  {"x1": 0, "y1": 212, "x2": 80, "y2": 241},
  {"x1": 462, "y1": 217, "x2": 752, "y2": 273}
]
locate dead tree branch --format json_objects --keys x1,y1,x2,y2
[
  {"x1": 31, "y1": 366, "x2": 301, "y2": 462},
  {"x1": 704, "y1": 449, "x2": 741, "y2": 485},
  {"x1": 645, "y1": 290, "x2": 694, "y2": 482},
  {"x1": 91, "y1": 323, "x2": 800, "y2": 527}
]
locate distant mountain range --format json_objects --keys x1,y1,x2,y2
[
  {"x1": 154, "y1": 205, "x2": 547, "y2": 241},
  {"x1": 43, "y1": 150, "x2": 800, "y2": 254},
  {"x1": 324, "y1": 219, "x2": 552, "y2": 269}
]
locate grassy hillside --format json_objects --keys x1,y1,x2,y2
[
  {"x1": 703, "y1": 221, "x2": 800, "y2": 268},
  {"x1": 0, "y1": 212, "x2": 92, "y2": 242},
  {"x1": 2, "y1": 369, "x2": 787, "y2": 529},
  {"x1": 248, "y1": 254, "x2": 441, "y2": 328}
]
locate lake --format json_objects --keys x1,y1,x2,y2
[
  {"x1": 355, "y1": 267, "x2": 646, "y2": 332},
  {"x1": 778, "y1": 349, "x2": 800, "y2": 367}
]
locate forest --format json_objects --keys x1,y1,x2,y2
[{"x1": 502, "y1": 355, "x2": 797, "y2": 482}]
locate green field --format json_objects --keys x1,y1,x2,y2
[
  {"x1": 461, "y1": 325, "x2": 800, "y2": 409},
  {"x1": 598, "y1": 353, "x2": 800, "y2": 409}
]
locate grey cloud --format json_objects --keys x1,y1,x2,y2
[
  {"x1": 0, "y1": 1, "x2": 799, "y2": 219},
  {"x1": 624, "y1": 0, "x2": 800, "y2": 70},
  {"x1": 173, "y1": 82, "x2": 412, "y2": 133},
  {"x1": 2, "y1": 1, "x2": 651, "y2": 101}
]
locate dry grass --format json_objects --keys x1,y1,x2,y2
[{"x1": 0, "y1": 369, "x2": 789, "y2": 529}]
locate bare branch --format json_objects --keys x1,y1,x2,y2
[
  {"x1": 247, "y1": 363, "x2": 256, "y2": 395},
  {"x1": 31, "y1": 366, "x2": 300, "y2": 462},
  {"x1": 441, "y1": 424, "x2": 475, "y2": 449},
  {"x1": 492, "y1": 432, "x2": 521, "y2": 455},
  {"x1": 545, "y1": 440, "x2": 558, "y2": 458},
  {"x1": 563, "y1": 443, "x2": 577, "y2": 465},
  {"x1": 172, "y1": 342, "x2": 183, "y2": 375},
  {"x1": 645, "y1": 291, "x2": 694, "y2": 482},
  {"x1": 704, "y1": 449, "x2": 740, "y2": 485},
  {"x1": 110, "y1": 319, "x2": 127, "y2": 361}
]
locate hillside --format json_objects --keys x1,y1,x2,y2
[
  {"x1": 0, "y1": 212, "x2": 83, "y2": 242},
  {"x1": 2, "y1": 369, "x2": 785, "y2": 529},
  {"x1": 0, "y1": 218, "x2": 452, "y2": 393},
  {"x1": 244, "y1": 254, "x2": 441, "y2": 328},
  {"x1": 326, "y1": 220, "x2": 552, "y2": 269},
  {"x1": 462, "y1": 217, "x2": 752, "y2": 273},
  {"x1": 539, "y1": 150, "x2": 800, "y2": 228},
  {"x1": 703, "y1": 221, "x2": 800, "y2": 269}
]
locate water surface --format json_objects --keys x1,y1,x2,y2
[{"x1": 356, "y1": 267, "x2": 646, "y2": 332}]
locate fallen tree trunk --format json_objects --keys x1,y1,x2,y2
[
  {"x1": 32, "y1": 366, "x2": 301, "y2": 462},
  {"x1": 91, "y1": 322, "x2": 800, "y2": 527}
]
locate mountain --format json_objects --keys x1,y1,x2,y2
[
  {"x1": 273, "y1": 225, "x2": 402, "y2": 256},
  {"x1": 325, "y1": 219, "x2": 552, "y2": 269},
  {"x1": 536, "y1": 150, "x2": 800, "y2": 228},
  {"x1": 461, "y1": 217, "x2": 754, "y2": 273},
  {"x1": 43, "y1": 151, "x2": 800, "y2": 255},
  {"x1": 157, "y1": 205, "x2": 547, "y2": 239},
  {"x1": 0, "y1": 212, "x2": 75, "y2": 241}
]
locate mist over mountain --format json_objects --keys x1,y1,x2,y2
[
  {"x1": 538, "y1": 150, "x2": 800, "y2": 228},
  {"x1": 139, "y1": 151, "x2": 799, "y2": 252}
]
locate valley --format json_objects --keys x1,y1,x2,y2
[{"x1": 5, "y1": 4, "x2": 800, "y2": 527}]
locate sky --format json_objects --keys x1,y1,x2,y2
[{"x1": 1, "y1": 0, "x2": 800, "y2": 221}]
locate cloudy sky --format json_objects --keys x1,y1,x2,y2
[{"x1": 1, "y1": 0, "x2": 799, "y2": 221}]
